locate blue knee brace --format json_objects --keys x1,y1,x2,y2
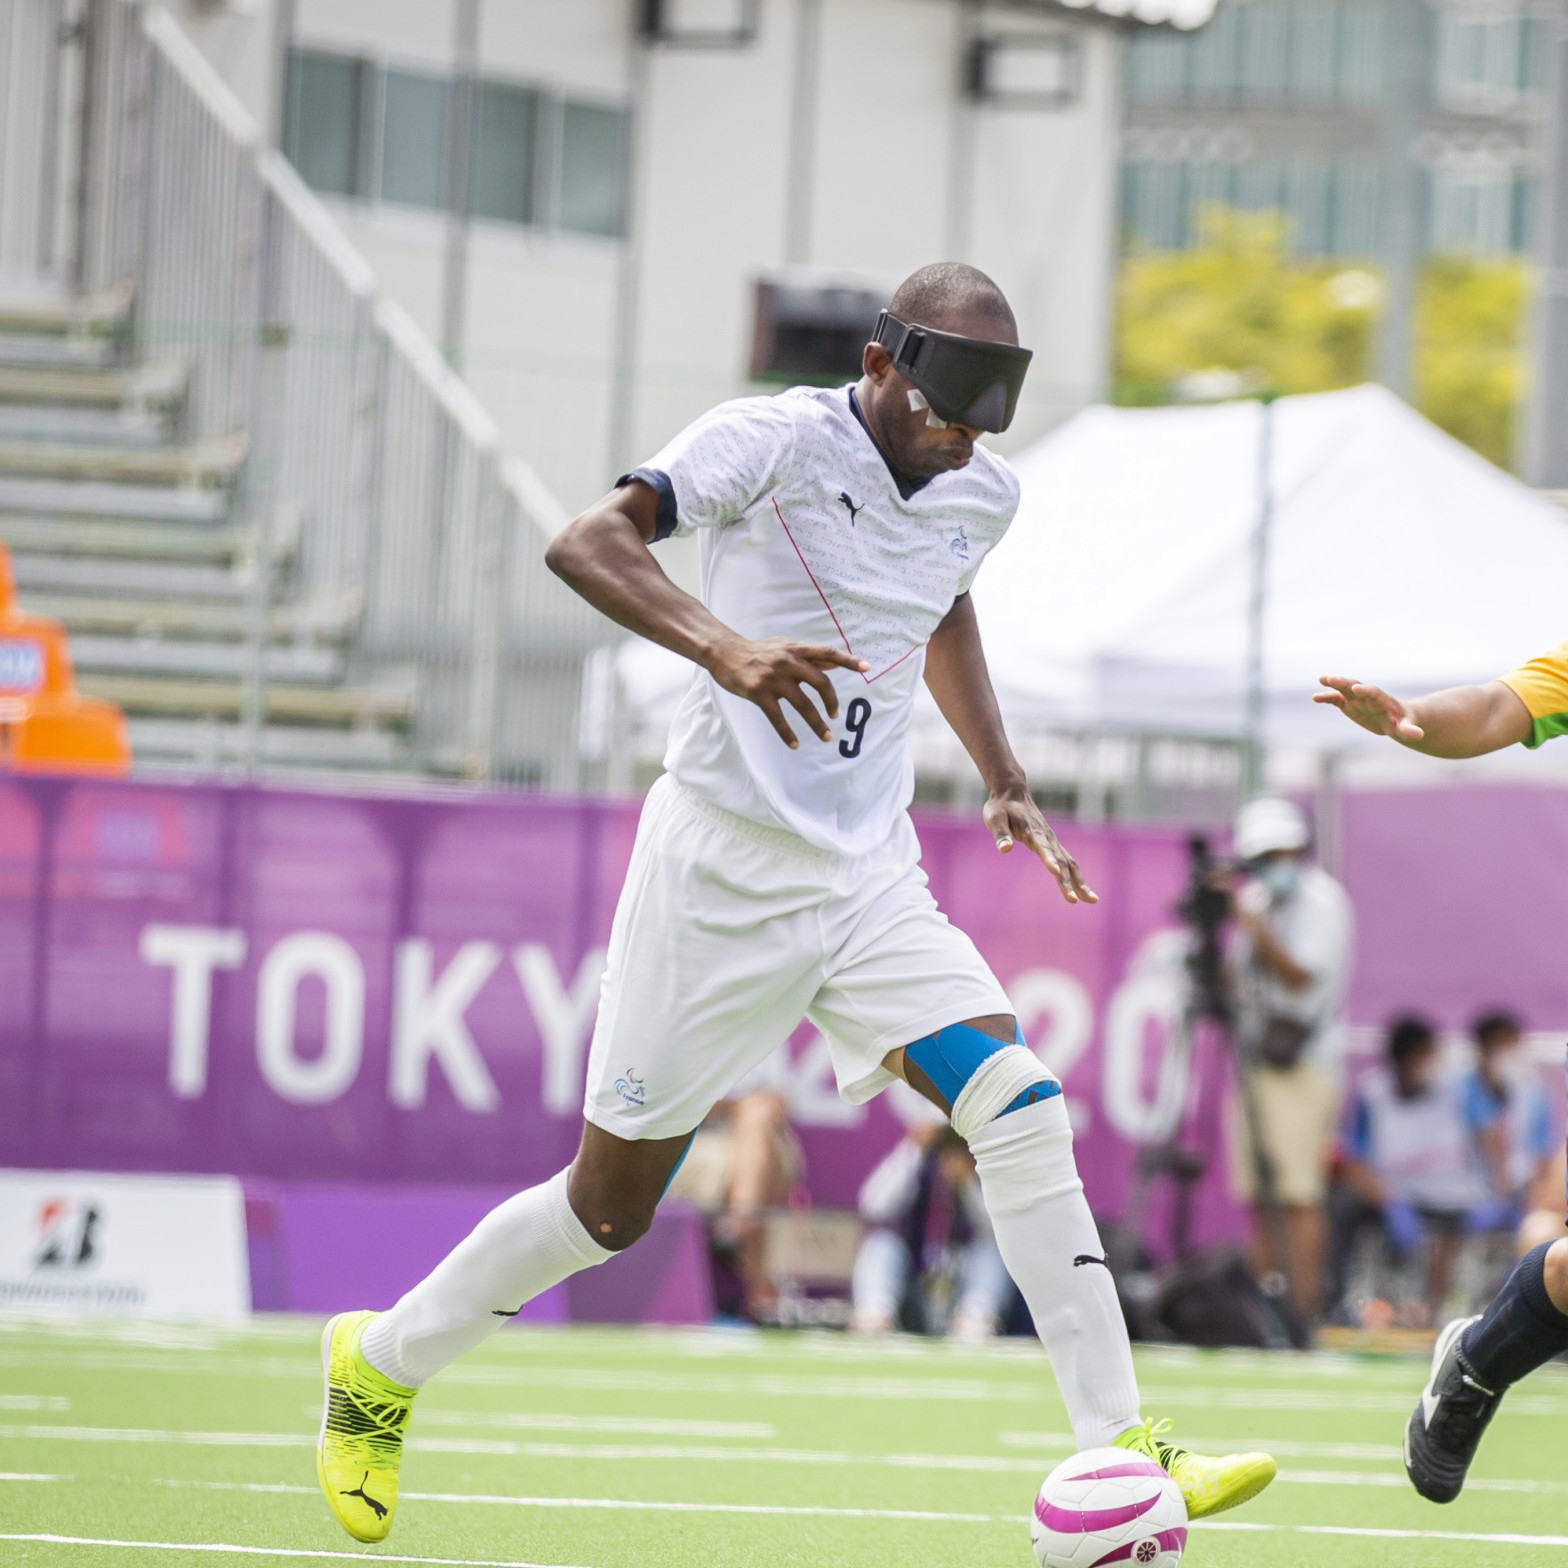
[{"x1": 904, "y1": 1022, "x2": 1060, "y2": 1124}]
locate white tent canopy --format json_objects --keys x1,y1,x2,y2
[
  {"x1": 975, "y1": 385, "x2": 1568, "y2": 749},
  {"x1": 612, "y1": 385, "x2": 1568, "y2": 763}
]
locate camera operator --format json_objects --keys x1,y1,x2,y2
[{"x1": 1222, "y1": 797, "x2": 1355, "y2": 1324}]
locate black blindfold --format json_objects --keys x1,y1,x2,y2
[{"x1": 872, "y1": 310, "x2": 1033, "y2": 434}]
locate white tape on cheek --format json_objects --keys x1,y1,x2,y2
[{"x1": 907, "y1": 388, "x2": 949, "y2": 429}]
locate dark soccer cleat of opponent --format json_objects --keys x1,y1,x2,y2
[{"x1": 1404, "y1": 1314, "x2": 1502, "y2": 1503}]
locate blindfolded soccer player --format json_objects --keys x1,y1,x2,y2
[
  {"x1": 314, "y1": 263, "x2": 1278, "y2": 1542},
  {"x1": 1317, "y1": 655, "x2": 1568, "y2": 1505}
]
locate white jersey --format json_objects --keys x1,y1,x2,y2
[{"x1": 633, "y1": 385, "x2": 1020, "y2": 858}]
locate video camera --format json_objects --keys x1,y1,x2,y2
[{"x1": 1176, "y1": 833, "x2": 1233, "y2": 1025}]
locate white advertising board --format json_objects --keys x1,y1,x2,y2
[{"x1": 0, "y1": 1169, "x2": 250, "y2": 1319}]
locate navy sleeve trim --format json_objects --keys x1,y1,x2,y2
[{"x1": 618, "y1": 466, "x2": 679, "y2": 542}]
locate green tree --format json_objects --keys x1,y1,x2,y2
[
  {"x1": 1114, "y1": 206, "x2": 1528, "y2": 469},
  {"x1": 1414, "y1": 255, "x2": 1529, "y2": 469}
]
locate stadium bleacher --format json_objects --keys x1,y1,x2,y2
[{"x1": 0, "y1": 280, "x2": 415, "y2": 770}]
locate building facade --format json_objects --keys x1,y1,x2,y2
[{"x1": 1122, "y1": 0, "x2": 1551, "y2": 259}]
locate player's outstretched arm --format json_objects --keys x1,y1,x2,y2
[
  {"x1": 1314, "y1": 676, "x2": 1531, "y2": 759},
  {"x1": 546, "y1": 481, "x2": 867, "y2": 749},
  {"x1": 924, "y1": 593, "x2": 1096, "y2": 906}
]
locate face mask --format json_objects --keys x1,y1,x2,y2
[{"x1": 1256, "y1": 859, "x2": 1301, "y2": 900}]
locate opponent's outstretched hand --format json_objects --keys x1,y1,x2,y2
[
  {"x1": 1313, "y1": 676, "x2": 1424, "y2": 741},
  {"x1": 709, "y1": 635, "x2": 869, "y2": 749},
  {"x1": 985, "y1": 782, "x2": 1098, "y2": 906}
]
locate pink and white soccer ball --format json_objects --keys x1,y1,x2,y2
[{"x1": 1030, "y1": 1447, "x2": 1188, "y2": 1568}]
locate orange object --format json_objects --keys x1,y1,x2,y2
[{"x1": 0, "y1": 542, "x2": 130, "y2": 774}]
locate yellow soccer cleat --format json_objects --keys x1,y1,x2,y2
[
  {"x1": 1113, "y1": 1417, "x2": 1276, "y2": 1520},
  {"x1": 315, "y1": 1310, "x2": 417, "y2": 1542}
]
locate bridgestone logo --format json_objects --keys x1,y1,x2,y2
[
  {"x1": 0, "y1": 1280, "x2": 145, "y2": 1308},
  {"x1": 0, "y1": 640, "x2": 44, "y2": 694}
]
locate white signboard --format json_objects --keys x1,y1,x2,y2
[{"x1": 0, "y1": 1169, "x2": 250, "y2": 1319}]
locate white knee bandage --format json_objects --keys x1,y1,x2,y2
[
  {"x1": 962, "y1": 1094, "x2": 1082, "y2": 1213},
  {"x1": 950, "y1": 1045, "x2": 1058, "y2": 1141}
]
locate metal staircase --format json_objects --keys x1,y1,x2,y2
[
  {"x1": 0, "y1": 280, "x2": 413, "y2": 770},
  {"x1": 0, "y1": 0, "x2": 607, "y2": 785}
]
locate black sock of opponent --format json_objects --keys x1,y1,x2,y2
[{"x1": 1460, "y1": 1242, "x2": 1568, "y2": 1390}]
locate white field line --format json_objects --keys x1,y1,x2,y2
[
  {"x1": 999, "y1": 1431, "x2": 1404, "y2": 1461},
  {"x1": 6, "y1": 1340, "x2": 1568, "y2": 1414},
  {"x1": 0, "y1": 1353, "x2": 1048, "y2": 1403},
  {"x1": 13, "y1": 1474, "x2": 1568, "y2": 1543},
  {"x1": 0, "y1": 1425, "x2": 309, "y2": 1449},
  {"x1": 18, "y1": 1494, "x2": 1568, "y2": 1553},
  {"x1": 7, "y1": 1426, "x2": 1568, "y2": 1491},
  {"x1": 400, "y1": 1412, "x2": 776, "y2": 1438},
  {"x1": 0, "y1": 1471, "x2": 69, "y2": 1481},
  {"x1": 0, "y1": 1537, "x2": 582, "y2": 1567},
  {"x1": 151, "y1": 1481, "x2": 998, "y2": 1523},
  {"x1": 0, "y1": 1425, "x2": 1037, "y2": 1469},
  {"x1": 0, "y1": 1394, "x2": 68, "y2": 1411},
  {"x1": 1197, "y1": 1521, "x2": 1568, "y2": 1547},
  {"x1": 1135, "y1": 1383, "x2": 1568, "y2": 1415}
]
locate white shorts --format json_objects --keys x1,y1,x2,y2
[{"x1": 584, "y1": 775, "x2": 1013, "y2": 1140}]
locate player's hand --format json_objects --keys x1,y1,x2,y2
[
  {"x1": 984, "y1": 783, "x2": 1098, "y2": 906},
  {"x1": 708, "y1": 635, "x2": 869, "y2": 749},
  {"x1": 1314, "y1": 677, "x2": 1424, "y2": 741}
]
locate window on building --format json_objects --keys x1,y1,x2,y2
[
  {"x1": 381, "y1": 68, "x2": 449, "y2": 210},
  {"x1": 559, "y1": 100, "x2": 630, "y2": 238},
  {"x1": 1430, "y1": 164, "x2": 1535, "y2": 254},
  {"x1": 285, "y1": 50, "x2": 368, "y2": 198},
  {"x1": 282, "y1": 50, "x2": 629, "y2": 241},
  {"x1": 1126, "y1": 1, "x2": 1391, "y2": 105},
  {"x1": 472, "y1": 81, "x2": 539, "y2": 225},
  {"x1": 1120, "y1": 154, "x2": 1384, "y2": 258},
  {"x1": 1436, "y1": 10, "x2": 1546, "y2": 109}
]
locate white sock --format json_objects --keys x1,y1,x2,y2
[
  {"x1": 359, "y1": 1169, "x2": 613, "y2": 1387},
  {"x1": 966, "y1": 1097, "x2": 1141, "y2": 1450}
]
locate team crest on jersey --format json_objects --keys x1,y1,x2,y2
[
  {"x1": 950, "y1": 527, "x2": 970, "y2": 562},
  {"x1": 614, "y1": 1069, "x2": 646, "y2": 1107}
]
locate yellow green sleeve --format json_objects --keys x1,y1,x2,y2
[{"x1": 1500, "y1": 641, "x2": 1568, "y2": 748}]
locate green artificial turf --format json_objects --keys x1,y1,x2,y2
[{"x1": 2, "y1": 1317, "x2": 1567, "y2": 1567}]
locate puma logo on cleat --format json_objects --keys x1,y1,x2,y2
[
  {"x1": 341, "y1": 1471, "x2": 387, "y2": 1520},
  {"x1": 492, "y1": 1305, "x2": 525, "y2": 1318},
  {"x1": 1073, "y1": 1254, "x2": 1110, "y2": 1270},
  {"x1": 837, "y1": 491, "x2": 864, "y2": 526}
]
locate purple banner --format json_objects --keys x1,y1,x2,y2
[{"x1": 3, "y1": 775, "x2": 1565, "y2": 1255}]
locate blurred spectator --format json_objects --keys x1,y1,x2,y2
[
  {"x1": 850, "y1": 1124, "x2": 1017, "y2": 1343},
  {"x1": 1223, "y1": 796, "x2": 1354, "y2": 1324},
  {"x1": 1328, "y1": 1016, "x2": 1492, "y2": 1327},
  {"x1": 1465, "y1": 1011, "x2": 1556, "y2": 1224},
  {"x1": 664, "y1": 1089, "x2": 804, "y2": 1320}
]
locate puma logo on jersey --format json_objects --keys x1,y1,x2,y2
[{"x1": 837, "y1": 491, "x2": 865, "y2": 526}]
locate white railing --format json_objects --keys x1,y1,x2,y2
[
  {"x1": 77, "y1": 0, "x2": 605, "y2": 782},
  {"x1": 0, "y1": 0, "x2": 70, "y2": 279}
]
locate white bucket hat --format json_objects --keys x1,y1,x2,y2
[{"x1": 1233, "y1": 796, "x2": 1310, "y2": 861}]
